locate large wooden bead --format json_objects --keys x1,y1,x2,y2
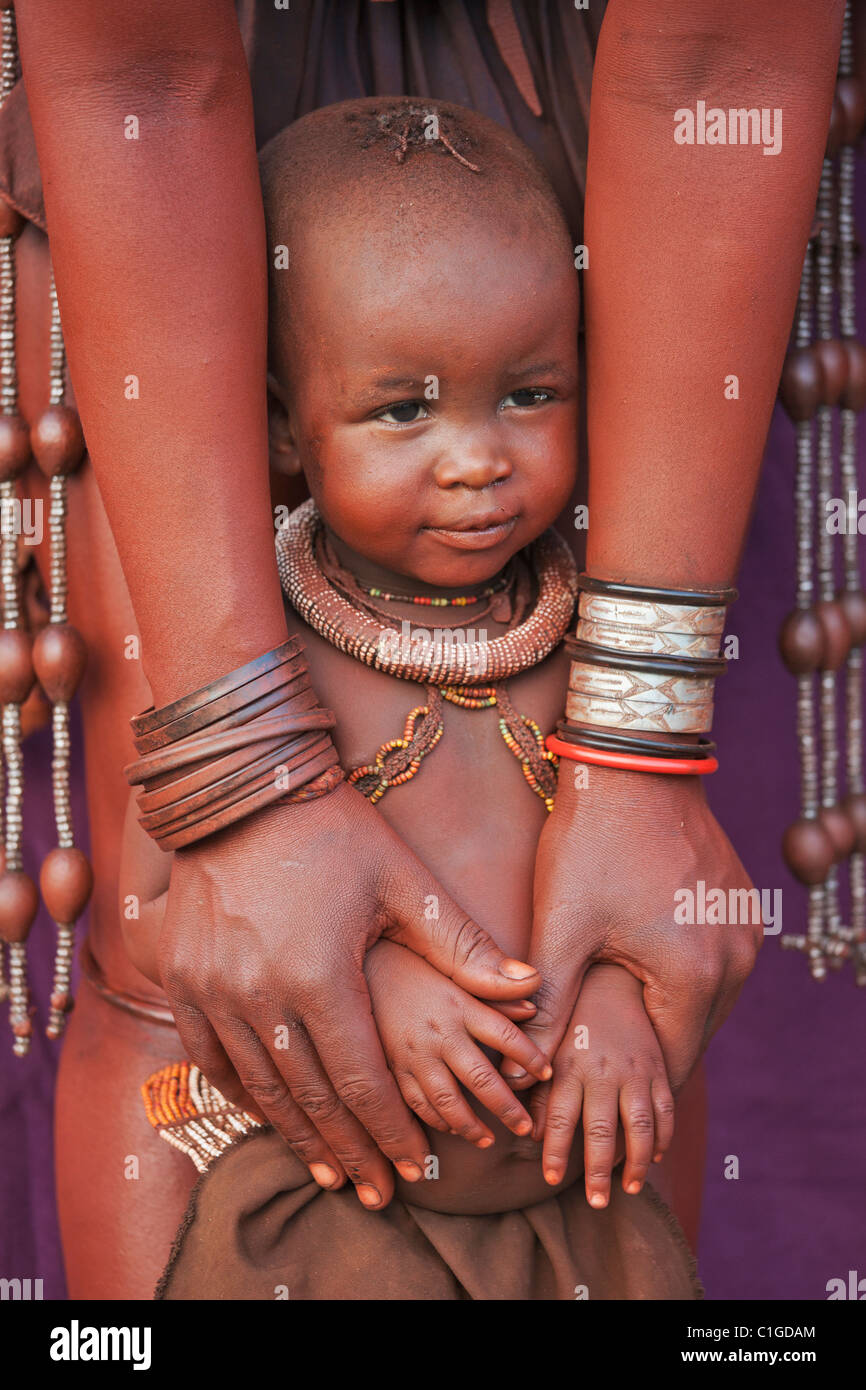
[
  {"x1": 841, "y1": 340, "x2": 866, "y2": 411},
  {"x1": 778, "y1": 609, "x2": 823, "y2": 674},
  {"x1": 818, "y1": 805, "x2": 857, "y2": 861},
  {"x1": 31, "y1": 405, "x2": 85, "y2": 478},
  {"x1": 839, "y1": 590, "x2": 866, "y2": 647},
  {"x1": 779, "y1": 346, "x2": 824, "y2": 422},
  {"x1": 815, "y1": 599, "x2": 851, "y2": 671},
  {"x1": 782, "y1": 818, "x2": 835, "y2": 885},
  {"x1": 0, "y1": 627, "x2": 34, "y2": 703},
  {"x1": 0, "y1": 413, "x2": 32, "y2": 482},
  {"x1": 40, "y1": 847, "x2": 93, "y2": 923},
  {"x1": 814, "y1": 339, "x2": 849, "y2": 406},
  {"x1": 844, "y1": 792, "x2": 866, "y2": 853},
  {"x1": 32, "y1": 622, "x2": 87, "y2": 701},
  {"x1": 0, "y1": 870, "x2": 39, "y2": 944},
  {"x1": 836, "y1": 75, "x2": 866, "y2": 146}
]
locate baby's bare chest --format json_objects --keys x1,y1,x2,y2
[{"x1": 284, "y1": 603, "x2": 570, "y2": 957}]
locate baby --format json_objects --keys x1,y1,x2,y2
[{"x1": 256, "y1": 96, "x2": 676, "y2": 1218}]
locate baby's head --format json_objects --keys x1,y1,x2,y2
[{"x1": 261, "y1": 97, "x2": 578, "y2": 590}]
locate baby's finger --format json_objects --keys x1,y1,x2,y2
[
  {"x1": 619, "y1": 1081, "x2": 655, "y2": 1195},
  {"x1": 395, "y1": 1071, "x2": 450, "y2": 1134},
  {"x1": 651, "y1": 1076, "x2": 676, "y2": 1162},
  {"x1": 465, "y1": 1000, "x2": 552, "y2": 1081},
  {"x1": 444, "y1": 1038, "x2": 535, "y2": 1136},
  {"x1": 529, "y1": 1078, "x2": 551, "y2": 1143},
  {"x1": 489, "y1": 999, "x2": 538, "y2": 1023},
  {"x1": 583, "y1": 1083, "x2": 619, "y2": 1210},
  {"x1": 541, "y1": 1072, "x2": 583, "y2": 1187},
  {"x1": 416, "y1": 1062, "x2": 496, "y2": 1148}
]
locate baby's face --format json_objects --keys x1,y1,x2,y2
[{"x1": 280, "y1": 212, "x2": 579, "y2": 588}]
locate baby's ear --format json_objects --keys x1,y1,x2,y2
[{"x1": 267, "y1": 374, "x2": 302, "y2": 476}]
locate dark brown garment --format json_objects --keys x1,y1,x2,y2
[
  {"x1": 156, "y1": 1127, "x2": 702, "y2": 1301},
  {"x1": 0, "y1": 0, "x2": 606, "y2": 245}
]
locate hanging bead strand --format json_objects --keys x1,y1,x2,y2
[
  {"x1": 780, "y1": 241, "x2": 830, "y2": 977},
  {"x1": 0, "y1": 1, "x2": 39, "y2": 1051},
  {"x1": 780, "y1": 2, "x2": 866, "y2": 981},
  {"x1": 837, "y1": 3, "x2": 866, "y2": 982},
  {"x1": 31, "y1": 272, "x2": 91, "y2": 1040},
  {"x1": 814, "y1": 155, "x2": 847, "y2": 959}
]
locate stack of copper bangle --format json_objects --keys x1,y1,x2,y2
[
  {"x1": 125, "y1": 637, "x2": 343, "y2": 850},
  {"x1": 546, "y1": 576, "x2": 737, "y2": 776}
]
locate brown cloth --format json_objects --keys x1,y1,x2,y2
[
  {"x1": 0, "y1": 0, "x2": 607, "y2": 246},
  {"x1": 156, "y1": 1128, "x2": 703, "y2": 1301}
]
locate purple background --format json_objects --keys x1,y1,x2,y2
[{"x1": 2, "y1": 193, "x2": 866, "y2": 1311}]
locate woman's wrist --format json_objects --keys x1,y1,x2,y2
[{"x1": 554, "y1": 751, "x2": 708, "y2": 821}]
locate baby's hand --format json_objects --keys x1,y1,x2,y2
[
  {"x1": 541, "y1": 964, "x2": 675, "y2": 1207},
  {"x1": 365, "y1": 941, "x2": 552, "y2": 1148}
]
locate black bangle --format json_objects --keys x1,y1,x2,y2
[
  {"x1": 578, "y1": 574, "x2": 738, "y2": 607},
  {"x1": 565, "y1": 636, "x2": 729, "y2": 680},
  {"x1": 556, "y1": 719, "x2": 717, "y2": 760}
]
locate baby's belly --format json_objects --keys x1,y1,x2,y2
[{"x1": 394, "y1": 1107, "x2": 585, "y2": 1215}]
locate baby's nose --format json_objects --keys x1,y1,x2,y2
[{"x1": 433, "y1": 443, "x2": 512, "y2": 490}]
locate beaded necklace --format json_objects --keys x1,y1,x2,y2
[{"x1": 275, "y1": 500, "x2": 579, "y2": 810}]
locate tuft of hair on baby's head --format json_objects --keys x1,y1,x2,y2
[{"x1": 258, "y1": 96, "x2": 573, "y2": 392}]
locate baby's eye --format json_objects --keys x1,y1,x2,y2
[
  {"x1": 501, "y1": 388, "x2": 554, "y2": 409},
  {"x1": 375, "y1": 400, "x2": 429, "y2": 425}
]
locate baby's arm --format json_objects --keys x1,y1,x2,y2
[
  {"x1": 365, "y1": 941, "x2": 552, "y2": 1148},
  {"x1": 541, "y1": 964, "x2": 675, "y2": 1208}
]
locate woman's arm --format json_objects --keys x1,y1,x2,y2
[
  {"x1": 16, "y1": 0, "x2": 282, "y2": 706},
  {"x1": 522, "y1": 0, "x2": 846, "y2": 1101},
  {"x1": 15, "y1": 0, "x2": 540, "y2": 1206}
]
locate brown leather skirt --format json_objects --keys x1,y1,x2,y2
[{"x1": 156, "y1": 1127, "x2": 702, "y2": 1301}]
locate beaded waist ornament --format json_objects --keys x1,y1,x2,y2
[{"x1": 275, "y1": 500, "x2": 579, "y2": 812}]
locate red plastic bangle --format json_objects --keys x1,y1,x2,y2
[{"x1": 545, "y1": 734, "x2": 719, "y2": 776}]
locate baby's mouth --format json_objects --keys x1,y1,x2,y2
[{"x1": 423, "y1": 513, "x2": 518, "y2": 551}]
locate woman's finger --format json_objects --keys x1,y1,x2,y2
[
  {"x1": 305, "y1": 997, "x2": 433, "y2": 1177},
  {"x1": 208, "y1": 1014, "x2": 351, "y2": 1190},
  {"x1": 262, "y1": 1016, "x2": 423, "y2": 1202},
  {"x1": 170, "y1": 997, "x2": 268, "y2": 1124}
]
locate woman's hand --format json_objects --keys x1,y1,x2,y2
[
  {"x1": 506, "y1": 763, "x2": 762, "y2": 1110},
  {"x1": 152, "y1": 780, "x2": 540, "y2": 1210}
]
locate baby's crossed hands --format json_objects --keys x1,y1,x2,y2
[{"x1": 365, "y1": 940, "x2": 552, "y2": 1148}]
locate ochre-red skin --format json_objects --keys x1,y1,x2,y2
[{"x1": 9, "y1": 0, "x2": 846, "y2": 1296}]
